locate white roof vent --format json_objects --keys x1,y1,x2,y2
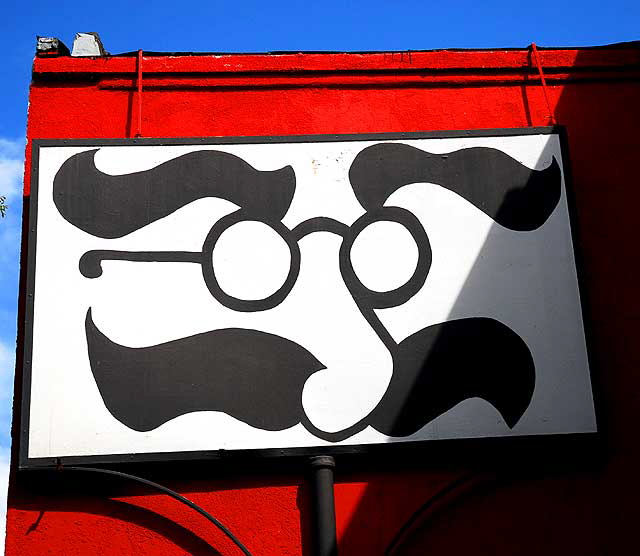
[{"x1": 71, "y1": 32, "x2": 108, "y2": 57}]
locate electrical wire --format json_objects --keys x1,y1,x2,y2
[
  {"x1": 29, "y1": 465, "x2": 254, "y2": 556},
  {"x1": 384, "y1": 472, "x2": 483, "y2": 556}
]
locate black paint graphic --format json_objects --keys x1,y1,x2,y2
[
  {"x1": 54, "y1": 141, "x2": 556, "y2": 442},
  {"x1": 80, "y1": 250, "x2": 202, "y2": 279},
  {"x1": 376, "y1": 318, "x2": 535, "y2": 436},
  {"x1": 85, "y1": 309, "x2": 325, "y2": 432},
  {"x1": 88, "y1": 308, "x2": 534, "y2": 439},
  {"x1": 79, "y1": 205, "x2": 432, "y2": 312},
  {"x1": 54, "y1": 149, "x2": 295, "y2": 238},
  {"x1": 303, "y1": 318, "x2": 535, "y2": 442},
  {"x1": 337, "y1": 207, "x2": 431, "y2": 310},
  {"x1": 201, "y1": 211, "x2": 301, "y2": 312},
  {"x1": 349, "y1": 144, "x2": 561, "y2": 231}
]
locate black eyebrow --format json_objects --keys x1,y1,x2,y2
[
  {"x1": 348, "y1": 143, "x2": 561, "y2": 231},
  {"x1": 53, "y1": 149, "x2": 296, "y2": 239}
]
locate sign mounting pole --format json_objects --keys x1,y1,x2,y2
[{"x1": 309, "y1": 456, "x2": 338, "y2": 556}]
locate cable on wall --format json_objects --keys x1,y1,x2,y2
[
  {"x1": 384, "y1": 472, "x2": 492, "y2": 556},
  {"x1": 28, "y1": 465, "x2": 254, "y2": 556}
]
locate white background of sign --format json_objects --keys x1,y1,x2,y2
[{"x1": 26, "y1": 133, "x2": 596, "y2": 460}]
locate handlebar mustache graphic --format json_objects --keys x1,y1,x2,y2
[
  {"x1": 85, "y1": 309, "x2": 325, "y2": 433},
  {"x1": 54, "y1": 145, "x2": 560, "y2": 239},
  {"x1": 86, "y1": 310, "x2": 534, "y2": 440},
  {"x1": 54, "y1": 149, "x2": 295, "y2": 238},
  {"x1": 350, "y1": 143, "x2": 561, "y2": 231}
]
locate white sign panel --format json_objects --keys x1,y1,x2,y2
[{"x1": 21, "y1": 129, "x2": 597, "y2": 465}]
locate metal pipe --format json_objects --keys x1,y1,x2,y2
[
  {"x1": 135, "y1": 49, "x2": 143, "y2": 137},
  {"x1": 309, "y1": 455, "x2": 338, "y2": 556}
]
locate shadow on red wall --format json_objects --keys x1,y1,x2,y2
[{"x1": 336, "y1": 45, "x2": 640, "y2": 556}]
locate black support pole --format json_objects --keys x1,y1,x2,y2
[{"x1": 309, "y1": 455, "x2": 338, "y2": 556}]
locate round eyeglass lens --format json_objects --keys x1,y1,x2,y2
[
  {"x1": 350, "y1": 219, "x2": 420, "y2": 293},
  {"x1": 211, "y1": 220, "x2": 292, "y2": 301}
]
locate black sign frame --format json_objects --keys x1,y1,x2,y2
[{"x1": 19, "y1": 126, "x2": 601, "y2": 470}]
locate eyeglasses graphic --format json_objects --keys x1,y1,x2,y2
[{"x1": 80, "y1": 204, "x2": 433, "y2": 314}]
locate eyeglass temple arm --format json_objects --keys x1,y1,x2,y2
[{"x1": 79, "y1": 250, "x2": 203, "y2": 278}]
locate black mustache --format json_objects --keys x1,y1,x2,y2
[
  {"x1": 87, "y1": 310, "x2": 534, "y2": 441},
  {"x1": 302, "y1": 318, "x2": 535, "y2": 442},
  {"x1": 85, "y1": 309, "x2": 325, "y2": 432},
  {"x1": 349, "y1": 144, "x2": 561, "y2": 231},
  {"x1": 370, "y1": 317, "x2": 535, "y2": 436},
  {"x1": 54, "y1": 150, "x2": 295, "y2": 239}
]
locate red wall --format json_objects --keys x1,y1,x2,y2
[{"x1": 7, "y1": 45, "x2": 640, "y2": 555}]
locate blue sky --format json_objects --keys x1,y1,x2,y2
[{"x1": 0, "y1": 0, "x2": 637, "y2": 542}]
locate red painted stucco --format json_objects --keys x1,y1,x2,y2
[{"x1": 7, "y1": 44, "x2": 640, "y2": 555}]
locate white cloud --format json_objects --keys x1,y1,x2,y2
[
  {"x1": 0, "y1": 222, "x2": 20, "y2": 268},
  {"x1": 0, "y1": 138, "x2": 24, "y2": 202},
  {"x1": 0, "y1": 160, "x2": 22, "y2": 201},
  {"x1": 0, "y1": 447, "x2": 8, "y2": 555},
  {"x1": 0, "y1": 135, "x2": 22, "y2": 428},
  {"x1": 0, "y1": 342, "x2": 13, "y2": 556},
  {"x1": 0, "y1": 136, "x2": 24, "y2": 271},
  {"x1": 0, "y1": 140, "x2": 23, "y2": 160},
  {"x1": 0, "y1": 341, "x2": 14, "y2": 406},
  {"x1": 0, "y1": 136, "x2": 20, "y2": 556}
]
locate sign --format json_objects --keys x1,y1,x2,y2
[{"x1": 20, "y1": 128, "x2": 597, "y2": 466}]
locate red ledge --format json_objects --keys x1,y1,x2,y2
[{"x1": 32, "y1": 48, "x2": 640, "y2": 76}]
